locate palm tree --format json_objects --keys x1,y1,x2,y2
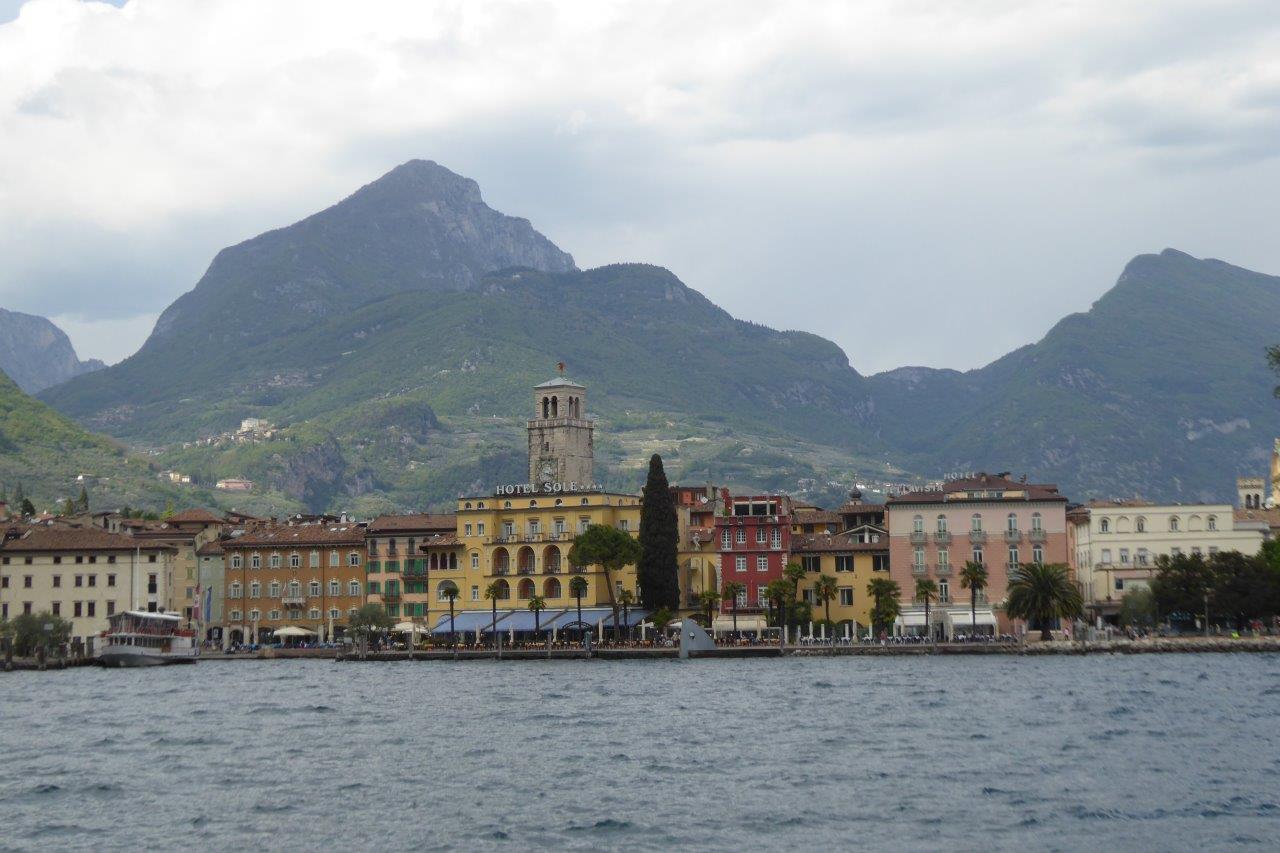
[
  {"x1": 813, "y1": 575, "x2": 839, "y2": 638},
  {"x1": 721, "y1": 580, "x2": 745, "y2": 638},
  {"x1": 765, "y1": 579, "x2": 791, "y2": 644},
  {"x1": 1005, "y1": 562, "x2": 1083, "y2": 641},
  {"x1": 697, "y1": 588, "x2": 721, "y2": 632},
  {"x1": 569, "y1": 575, "x2": 589, "y2": 641},
  {"x1": 618, "y1": 589, "x2": 635, "y2": 643},
  {"x1": 441, "y1": 581, "x2": 459, "y2": 651},
  {"x1": 959, "y1": 561, "x2": 989, "y2": 635},
  {"x1": 915, "y1": 578, "x2": 938, "y2": 642},
  {"x1": 484, "y1": 581, "x2": 502, "y2": 649},
  {"x1": 783, "y1": 561, "x2": 807, "y2": 635},
  {"x1": 527, "y1": 595, "x2": 547, "y2": 645},
  {"x1": 866, "y1": 577, "x2": 901, "y2": 637}
]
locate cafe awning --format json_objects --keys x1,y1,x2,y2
[
  {"x1": 429, "y1": 611, "x2": 511, "y2": 635},
  {"x1": 274, "y1": 625, "x2": 316, "y2": 637},
  {"x1": 712, "y1": 615, "x2": 768, "y2": 633},
  {"x1": 946, "y1": 609, "x2": 998, "y2": 628}
]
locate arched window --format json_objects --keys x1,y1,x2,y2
[
  {"x1": 348, "y1": 552, "x2": 361, "y2": 567},
  {"x1": 1100, "y1": 518, "x2": 1110, "y2": 533},
  {"x1": 493, "y1": 548, "x2": 510, "y2": 573},
  {"x1": 330, "y1": 550, "x2": 339, "y2": 567},
  {"x1": 971, "y1": 514, "x2": 983, "y2": 532},
  {"x1": 581, "y1": 498, "x2": 589, "y2": 506},
  {"x1": 1207, "y1": 515, "x2": 1217, "y2": 531},
  {"x1": 544, "y1": 546, "x2": 562, "y2": 573},
  {"x1": 1031, "y1": 512, "x2": 1042, "y2": 531},
  {"x1": 555, "y1": 498, "x2": 564, "y2": 507},
  {"x1": 1116, "y1": 516, "x2": 1130, "y2": 533},
  {"x1": 1189, "y1": 515, "x2": 1203, "y2": 532},
  {"x1": 1169, "y1": 516, "x2": 1180, "y2": 532},
  {"x1": 936, "y1": 515, "x2": 948, "y2": 533},
  {"x1": 912, "y1": 515, "x2": 923, "y2": 533},
  {"x1": 517, "y1": 578, "x2": 535, "y2": 599},
  {"x1": 495, "y1": 579, "x2": 511, "y2": 600},
  {"x1": 449, "y1": 553, "x2": 457, "y2": 570},
  {"x1": 541, "y1": 396, "x2": 550, "y2": 418},
  {"x1": 437, "y1": 581, "x2": 457, "y2": 601},
  {"x1": 464, "y1": 502, "x2": 472, "y2": 510},
  {"x1": 529, "y1": 500, "x2": 537, "y2": 508},
  {"x1": 1006, "y1": 513, "x2": 1018, "y2": 532},
  {"x1": 544, "y1": 577, "x2": 562, "y2": 598},
  {"x1": 518, "y1": 547, "x2": 536, "y2": 573},
  {"x1": 1136, "y1": 517, "x2": 1146, "y2": 533},
  {"x1": 503, "y1": 501, "x2": 512, "y2": 509},
  {"x1": 551, "y1": 396, "x2": 558, "y2": 417}
]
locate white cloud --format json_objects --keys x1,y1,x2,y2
[{"x1": 2, "y1": 0, "x2": 1280, "y2": 373}]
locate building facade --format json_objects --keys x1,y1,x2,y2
[
  {"x1": 528, "y1": 377, "x2": 594, "y2": 488},
  {"x1": 0, "y1": 526, "x2": 177, "y2": 648},
  {"x1": 119, "y1": 508, "x2": 227, "y2": 630},
  {"x1": 220, "y1": 522, "x2": 367, "y2": 644},
  {"x1": 887, "y1": 473, "x2": 1069, "y2": 637},
  {"x1": 714, "y1": 494, "x2": 793, "y2": 616},
  {"x1": 366, "y1": 513, "x2": 459, "y2": 622},
  {"x1": 1069, "y1": 500, "x2": 1264, "y2": 621}
]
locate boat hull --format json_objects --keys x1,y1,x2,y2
[{"x1": 99, "y1": 649, "x2": 197, "y2": 667}]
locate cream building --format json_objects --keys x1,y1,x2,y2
[{"x1": 1069, "y1": 500, "x2": 1264, "y2": 621}]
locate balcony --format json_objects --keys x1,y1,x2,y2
[
  {"x1": 909, "y1": 531, "x2": 928, "y2": 545},
  {"x1": 517, "y1": 565, "x2": 536, "y2": 576},
  {"x1": 911, "y1": 563, "x2": 927, "y2": 575},
  {"x1": 381, "y1": 589, "x2": 401, "y2": 602},
  {"x1": 933, "y1": 531, "x2": 951, "y2": 545},
  {"x1": 968, "y1": 530, "x2": 987, "y2": 544},
  {"x1": 280, "y1": 596, "x2": 306, "y2": 607},
  {"x1": 1004, "y1": 530, "x2": 1022, "y2": 544},
  {"x1": 492, "y1": 566, "x2": 510, "y2": 576},
  {"x1": 1027, "y1": 528, "x2": 1047, "y2": 543},
  {"x1": 934, "y1": 563, "x2": 952, "y2": 576}
]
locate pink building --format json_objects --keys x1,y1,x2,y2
[{"x1": 886, "y1": 473, "x2": 1069, "y2": 638}]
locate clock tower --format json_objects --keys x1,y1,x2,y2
[{"x1": 528, "y1": 375, "x2": 594, "y2": 487}]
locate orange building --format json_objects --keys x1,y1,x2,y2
[{"x1": 221, "y1": 521, "x2": 366, "y2": 644}]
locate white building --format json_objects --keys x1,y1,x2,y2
[{"x1": 1068, "y1": 500, "x2": 1264, "y2": 621}]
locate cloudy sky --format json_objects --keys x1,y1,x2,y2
[{"x1": 2, "y1": 0, "x2": 1279, "y2": 372}]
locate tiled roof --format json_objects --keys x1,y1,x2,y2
[
  {"x1": 887, "y1": 473, "x2": 1066, "y2": 504},
  {"x1": 1233, "y1": 507, "x2": 1280, "y2": 528},
  {"x1": 534, "y1": 377, "x2": 585, "y2": 389},
  {"x1": 0, "y1": 526, "x2": 176, "y2": 553},
  {"x1": 223, "y1": 523, "x2": 366, "y2": 548},
  {"x1": 196, "y1": 540, "x2": 225, "y2": 556},
  {"x1": 368, "y1": 513, "x2": 457, "y2": 533},
  {"x1": 166, "y1": 508, "x2": 226, "y2": 524},
  {"x1": 419, "y1": 533, "x2": 460, "y2": 548},
  {"x1": 793, "y1": 509, "x2": 843, "y2": 525},
  {"x1": 791, "y1": 532, "x2": 886, "y2": 553},
  {"x1": 835, "y1": 501, "x2": 885, "y2": 516}
]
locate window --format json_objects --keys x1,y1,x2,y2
[
  {"x1": 1136, "y1": 517, "x2": 1146, "y2": 533},
  {"x1": 309, "y1": 608, "x2": 321, "y2": 620},
  {"x1": 52, "y1": 575, "x2": 61, "y2": 588},
  {"x1": 1119, "y1": 549, "x2": 1130, "y2": 565},
  {"x1": 53, "y1": 556, "x2": 62, "y2": 565},
  {"x1": 1008, "y1": 548, "x2": 1019, "y2": 567},
  {"x1": 971, "y1": 514, "x2": 983, "y2": 532},
  {"x1": 75, "y1": 575, "x2": 83, "y2": 587},
  {"x1": 801, "y1": 555, "x2": 821, "y2": 572},
  {"x1": 231, "y1": 554, "x2": 243, "y2": 569},
  {"x1": 1171, "y1": 547, "x2": 1182, "y2": 557},
  {"x1": 1208, "y1": 546, "x2": 1219, "y2": 556},
  {"x1": 735, "y1": 556, "x2": 746, "y2": 572},
  {"x1": 51, "y1": 602, "x2": 60, "y2": 616},
  {"x1": 936, "y1": 515, "x2": 948, "y2": 533},
  {"x1": 1100, "y1": 548, "x2": 1111, "y2": 564},
  {"x1": 721, "y1": 530, "x2": 732, "y2": 549},
  {"x1": 88, "y1": 575, "x2": 96, "y2": 587},
  {"x1": 1006, "y1": 513, "x2": 1018, "y2": 532},
  {"x1": 471, "y1": 552, "x2": 479, "y2": 569},
  {"x1": 309, "y1": 581, "x2": 321, "y2": 596},
  {"x1": 249, "y1": 609, "x2": 260, "y2": 621},
  {"x1": 938, "y1": 579, "x2": 950, "y2": 603},
  {"x1": 229, "y1": 582, "x2": 242, "y2": 599},
  {"x1": 309, "y1": 550, "x2": 319, "y2": 568},
  {"x1": 618, "y1": 519, "x2": 629, "y2": 533},
  {"x1": 107, "y1": 573, "x2": 116, "y2": 587},
  {"x1": 329, "y1": 579, "x2": 340, "y2": 596},
  {"x1": 1031, "y1": 512, "x2": 1042, "y2": 531},
  {"x1": 269, "y1": 581, "x2": 281, "y2": 597},
  {"x1": 465, "y1": 523, "x2": 473, "y2": 536},
  {"x1": 106, "y1": 601, "x2": 115, "y2": 615},
  {"x1": 289, "y1": 553, "x2": 300, "y2": 568},
  {"x1": 771, "y1": 528, "x2": 781, "y2": 548},
  {"x1": 756, "y1": 555, "x2": 769, "y2": 572},
  {"x1": 87, "y1": 602, "x2": 95, "y2": 617},
  {"x1": 75, "y1": 555, "x2": 83, "y2": 564},
  {"x1": 107, "y1": 555, "x2": 116, "y2": 564},
  {"x1": 835, "y1": 555, "x2": 853, "y2": 573},
  {"x1": 329, "y1": 608, "x2": 340, "y2": 619},
  {"x1": 1207, "y1": 516, "x2": 1217, "y2": 531},
  {"x1": 471, "y1": 585, "x2": 480, "y2": 601},
  {"x1": 348, "y1": 580, "x2": 361, "y2": 596},
  {"x1": 24, "y1": 575, "x2": 33, "y2": 588},
  {"x1": 269, "y1": 610, "x2": 281, "y2": 621},
  {"x1": 756, "y1": 527, "x2": 767, "y2": 543},
  {"x1": 972, "y1": 547, "x2": 983, "y2": 564},
  {"x1": 269, "y1": 554, "x2": 281, "y2": 569},
  {"x1": 477, "y1": 523, "x2": 486, "y2": 536},
  {"x1": 736, "y1": 528, "x2": 746, "y2": 544},
  {"x1": 348, "y1": 552, "x2": 361, "y2": 567},
  {"x1": 1169, "y1": 516, "x2": 1179, "y2": 532},
  {"x1": 1032, "y1": 545, "x2": 1043, "y2": 564},
  {"x1": 1100, "y1": 518, "x2": 1110, "y2": 533},
  {"x1": 251, "y1": 554, "x2": 261, "y2": 569},
  {"x1": 913, "y1": 547, "x2": 925, "y2": 568},
  {"x1": 330, "y1": 550, "x2": 339, "y2": 567},
  {"x1": 74, "y1": 601, "x2": 83, "y2": 617},
  {"x1": 1136, "y1": 548, "x2": 1148, "y2": 566},
  {"x1": 230, "y1": 609, "x2": 242, "y2": 621},
  {"x1": 938, "y1": 550, "x2": 950, "y2": 570},
  {"x1": 1191, "y1": 547, "x2": 1202, "y2": 557},
  {"x1": 1114, "y1": 578, "x2": 1124, "y2": 591},
  {"x1": 912, "y1": 515, "x2": 924, "y2": 533},
  {"x1": 250, "y1": 582, "x2": 261, "y2": 598},
  {"x1": 839, "y1": 587, "x2": 853, "y2": 606}
]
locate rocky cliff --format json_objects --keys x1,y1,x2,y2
[{"x1": 0, "y1": 309, "x2": 104, "y2": 394}]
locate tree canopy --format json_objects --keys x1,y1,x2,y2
[
  {"x1": 637, "y1": 454, "x2": 680, "y2": 610},
  {"x1": 1004, "y1": 562, "x2": 1083, "y2": 640}
]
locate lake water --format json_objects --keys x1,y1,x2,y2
[{"x1": 2, "y1": 655, "x2": 1279, "y2": 851}]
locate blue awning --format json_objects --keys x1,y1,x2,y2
[
  {"x1": 488, "y1": 609, "x2": 568, "y2": 632},
  {"x1": 429, "y1": 611, "x2": 511, "y2": 635},
  {"x1": 541, "y1": 607, "x2": 617, "y2": 630}
]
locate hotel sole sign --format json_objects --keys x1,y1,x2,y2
[{"x1": 494, "y1": 482, "x2": 603, "y2": 496}]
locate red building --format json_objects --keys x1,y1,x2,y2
[{"x1": 714, "y1": 493, "x2": 793, "y2": 613}]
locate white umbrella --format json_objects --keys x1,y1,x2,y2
[{"x1": 274, "y1": 625, "x2": 316, "y2": 638}]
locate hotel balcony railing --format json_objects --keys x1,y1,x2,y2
[
  {"x1": 1004, "y1": 530, "x2": 1022, "y2": 543},
  {"x1": 933, "y1": 531, "x2": 952, "y2": 545},
  {"x1": 543, "y1": 564, "x2": 563, "y2": 575},
  {"x1": 909, "y1": 531, "x2": 928, "y2": 545},
  {"x1": 381, "y1": 590, "x2": 401, "y2": 602},
  {"x1": 492, "y1": 566, "x2": 510, "y2": 576},
  {"x1": 934, "y1": 563, "x2": 952, "y2": 576},
  {"x1": 1027, "y1": 528, "x2": 1047, "y2": 542},
  {"x1": 517, "y1": 565, "x2": 536, "y2": 575},
  {"x1": 968, "y1": 530, "x2": 988, "y2": 544},
  {"x1": 280, "y1": 596, "x2": 306, "y2": 607},
  {"x1": 486, "y1": 532, "x2": 575, "y2": 546},
  {"x1": 911, "y1": 563, "x2": 927, "y2": 575}
]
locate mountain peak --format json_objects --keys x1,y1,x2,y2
[
  {"x1": 357, "y1": 158, "x2": 484, "y2": 206},
  {"x1": 0, "y1": 308, "x2": 104, "y2": 393}
]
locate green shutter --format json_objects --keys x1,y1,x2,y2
[{"x1": 367, "y1": 561, "x2": 380, "y2": 574}]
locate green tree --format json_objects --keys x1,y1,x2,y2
[
  {"x1": 765, "y1": 579, "x2": 791, "y2": 631},
  {"x1": 814, "y1": 575, "x2": 839, "y2": 634},
  {"x1": 637, "y1": 454, "x2": 680, "y2": 610},
  {"x1": 618, "y1": 589, "x2": 635, "y2": 642},
  {"x1": 7, "y1": 611, "x2": 72, "y2": 657},
  {"x1": 697, "y1": 588, "x2": 721, "y2": 630},
  {"x1": 77, "y1": 485, "x2": 89, "y2": 513},
  {"x1": 1118, "y1": 587, "x2": 1157, "y2": 630},
  {"x1": 569, "y1": 575, "x2": 589, "y2": 638},
  {"x1": 528, "y1": 595, "x2": 547, "y2": 642},
  {"x1": 783, "y1": 561, "x2": 807, "y2": 634},
  {"x1": 1005, "y1": 563, "x2": 1083, "y2": 641},
  {"x1": 959, "y1": 561, "x2": 989, "y2": 634},
  {"x1": 721, "y1": 580, "x2": 745, "y2": 637},
  {"x1": 650, "y1": 606, "x2": 674, "y2": 637},
  {"x1": 484, "y1": 581, "x2": 502, "y2": 649},
  {"x1": 440, "y1": 581, "x2": 460, "y2": 649},
  {"x1": 1150, "y1": 553, "x2": 1215, "y2": 623},
  {"x1": 915, "y1": 578, "x2": 938, "y2": 641},
  {"x1": 569, "y1": 524, "x2": 642, "y2": 639},
  {"x1": 12, "y1": 482, "x2": 24, "y2": 509},
  {"x1": 866, "y1": 577, "x2": 901, "y2": 636},
  {"x1": 162, "y1": 499, "x2": 175, "y2": 520},
  {"x1": 1268, "y1": 344, "x2": 1280, "y2": 398},
  {"x1": 1208, "y1": 550, "x2": 1280, "y2": 629},
  {"x1": 348, "y1": 602, "x2": 392, "y2": 658}
]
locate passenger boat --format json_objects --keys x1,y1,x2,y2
[{"x1": 98, "y1": 610, "x2": 199, "y2": 667}]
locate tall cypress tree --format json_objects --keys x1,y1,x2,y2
[{"x1": 638, "y1": 454, "x2": 680, "y2": 610}]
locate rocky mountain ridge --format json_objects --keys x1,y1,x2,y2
[{"x1": 0, "y1": 309, "x2": 104, "y2": 394}]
